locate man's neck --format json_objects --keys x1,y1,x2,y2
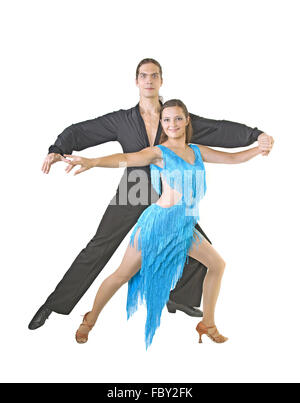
[{"x1": 139, "y1": 97, "x2": 161, "y2": 115}]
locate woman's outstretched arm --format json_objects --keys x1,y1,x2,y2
[
  {"x1": 62, "y1": 146, "x2": 162, "y2": 175},
  {"x1": 197, "y1": 145, "x2": 266, "y2": 164}
]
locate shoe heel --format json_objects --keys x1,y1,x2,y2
[
  {"x1": 196, "y1": 322, "x2": 206, "y2": 344},
  {"x1": 167, "y1": 306, "x2": 176, "y2": 313}
]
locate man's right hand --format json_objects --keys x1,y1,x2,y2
[{"x1": 41, "y1": 153, "x2": 64, "y2": 174}]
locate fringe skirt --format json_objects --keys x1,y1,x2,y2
[{"x1": 126, "y1": 202, "x2": 203, "y2": 350}]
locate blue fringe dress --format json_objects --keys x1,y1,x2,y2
[{"x1": 126, "y1": 143, "x2": 207, "y2": 349}]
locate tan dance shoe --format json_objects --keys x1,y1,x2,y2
[
  {"x1": 75, "y1": 312, "x2": 94, "y2": 344},
  {"x1": 196, "y1": 322, "x2": 228, "y2": 344}
]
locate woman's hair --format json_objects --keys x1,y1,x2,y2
[
  {"x1": 159, "y1": 99, "x2": 193, "y2": 144},
  {"x1": 135, "y1": 58, "x2": 163, "y2": 80}
]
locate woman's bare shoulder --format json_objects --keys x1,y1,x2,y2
[
  {"x1": 146, "y1": 146, "x2": 163, "y2": 167},
  {"x1": 193, "y1": 144, "x2": 211, "y2": 162},
  {"x1": 193, "y1": 144, "x2": 208, "y2": 152},
  {"x1": 148, "y1": 145, "x2": 163, "y2": 158}
]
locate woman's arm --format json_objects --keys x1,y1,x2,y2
[
  {"x1": 197, "y1": 145, "x2": 262, "y2": 164},
  {"x1": 62, "y1": 146, "x2": 162, "y2": 175}
]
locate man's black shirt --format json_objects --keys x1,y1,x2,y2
[{"x1": 48, "y1": 103, "x2": 263, "y2": 155}]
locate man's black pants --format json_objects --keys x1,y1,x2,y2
[{"x1": 45, "y1": 194, "x2": 211, "y2": 315}]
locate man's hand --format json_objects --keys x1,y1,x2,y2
[
  {"x1": 257, "y1": 133, "x2": 274, "y2": 156},
  {"x1": 41, "y1": 153, "x2": 64, "y2": 174}
]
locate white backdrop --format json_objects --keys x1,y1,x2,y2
[{"x1": 1, "y1": 0, "x2": 299, "y2": 383}]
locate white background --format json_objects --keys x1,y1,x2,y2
[{"x1": 1, "y1": 0, "x2": 299, "y2": 383}]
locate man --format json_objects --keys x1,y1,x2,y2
[{"x1": 29, "y1": 58, "x2": 274, "y2": 330}]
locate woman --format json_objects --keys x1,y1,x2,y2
[{"x1": 62, "y1": 99, "x2": 265, "y2": 349}]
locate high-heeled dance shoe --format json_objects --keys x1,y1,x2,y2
[
  {"x1": 75, "y1": 312, "x2": 94, "y2": 344},
  {"x1": 196, "y1": 321, "x2": 228, "y2": 344}
]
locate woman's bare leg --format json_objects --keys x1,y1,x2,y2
[
  {"x1": 77, "y1": 229, "x2": 142, "y2": 337},
  {"x1": 188, "y1": 230, "x2": 226, "y2": 327}
]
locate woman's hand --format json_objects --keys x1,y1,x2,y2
[{"x1": 62, "y1": 154, "x2": 94, "y2": 175}]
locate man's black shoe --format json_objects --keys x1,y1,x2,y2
[
  {"x1": 166, "y1": 300, "x2": 203, "y2": 317},
  {"x1": 28, "y1": 305, "x2": 53, "y2": 330}
]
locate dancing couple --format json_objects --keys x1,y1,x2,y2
[{"x1": 29, "y1": 59, "x2": 274, "y2": 349}]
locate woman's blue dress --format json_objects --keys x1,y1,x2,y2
[{"x1": 126, "y1": 143, "x2": 207, "y2": 349}]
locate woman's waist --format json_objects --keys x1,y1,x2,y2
[{"x1": 155, "y1": 191, "x2": 200, "y2": 208}]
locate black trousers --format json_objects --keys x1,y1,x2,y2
[{"x1": 45, "y1": 191, "x2": 211, "y2": 315}]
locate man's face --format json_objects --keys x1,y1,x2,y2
[
  {"x1": 136, "y1": 63, "x2": 163, "y2": 99},
  {"x1": 161, "y1": 106, "x2": 189, "y2": 139}
]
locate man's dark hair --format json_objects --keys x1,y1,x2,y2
[{"x1": 136, "y1": 58, "x2": 163, "y2": 80}]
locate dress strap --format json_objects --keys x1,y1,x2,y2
[{"x1": 189, "y1": 144, "x2": 204, "y2": 166}]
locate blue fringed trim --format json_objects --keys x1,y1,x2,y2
[{"x1": 127, "y1": 204, "x2": 201, "y2": 350}]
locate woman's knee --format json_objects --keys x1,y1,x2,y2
[
  {"x1": 209, "y1": 257, "x2": 226, "y2": 274},
  {"x1": 112, "y1": 263, "x2": 140, "y2": 285},
  {"x1": 108, "y1": 270, "x2": 130, "y2": 287}
]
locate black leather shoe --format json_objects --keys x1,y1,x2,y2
[
  {"x1": 166, "y1": 300, "x2": 203, "y2": 317},
  {"x1": 28, "y1": 305, "x2": 52, "y2": 330}
]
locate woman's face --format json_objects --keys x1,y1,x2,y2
[{"x1": 161, "y1": 106, "x2": 189, "y2": 140}]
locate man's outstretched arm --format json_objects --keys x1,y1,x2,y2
[
  {"x1": 43, "y1": 110, "x2": 122, "y2": 174},
  {"x1": 190, "y1": 114, "x2": 274, "y2": 155}
]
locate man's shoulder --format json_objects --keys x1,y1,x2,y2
[
  {"x1": 189, "y1": 112, "x2": 220, "y2": 129},
  {"x1": 189, "y1": 112, "x2": 203, "y2": 120},
  {"x1": 100, "y1": 104, "x2": 138, "y2": 119}
]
